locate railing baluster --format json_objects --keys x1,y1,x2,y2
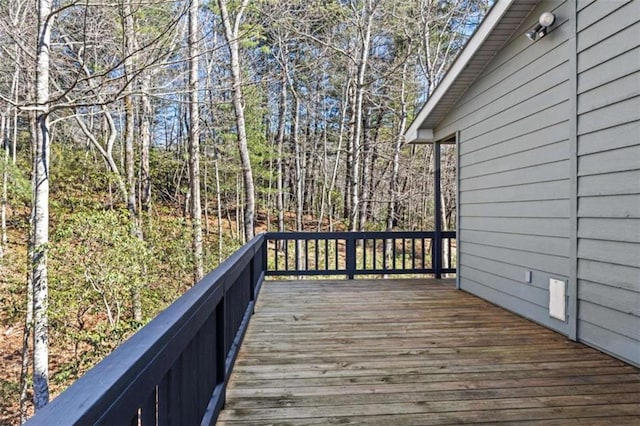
[
  {"x1": 305, "y1": 239, "x2": 309, "y2": 271},
  {"x1": 325, "y1": 239, "x2": 328, "y2": 271},
  {"x1": 402, "y1": 238, "x2": 406, "y2": 270},
  {"x1": 140, "y1": 388, "x2": 156, "y2": 425},
  {"x1": 383, "y1": 238, "x2": 387, "y2": 270},
  {"x1": 274, "y1": 239, "x2": 278, "y2": 272},
  {"x1": 179, "y1": 341, "x2": 195, "y2": 425},
  {"x1": 421, "y1": 237, "x2": 426, "y2": 270},
  {"x1": 129, "y1": 409, "x2": 138, "y2": 426},
  {"x1": 315, "y1": 239, "x2": 319, "y2": 271},
  {"x1": 215, "y1": 300, "x2": 225, "y2": 389},
  {"x1": 167, "y1": 357, "x2": 182, "y2": 425},
  {"x1": 157, "y1": 373, "x2": 169, "y2": 426},
  {"x1": 346, "y1": 236, "x2": 356, "y2": 279},
  {"x1": 392, "y1": 237, "x2": 397, "y2": 271},
  {"x1": 362, "y1": 238, "x2": 367, "y2": 271},
  {"x1": 262, "y1": 238, "x2": 267, "y2": 275},
  {"x1": 411, "y1": 238, "x2": 416, "y2": 271},
  {"x1": 284, "y1": 239, "x2": 289, "y2": 271},
  {"x1": 372, "y1": 239, "x2": 377, "y2": 271},
  {"x1": 295, "y1": 239, "x2": 299, "y2": 272}
]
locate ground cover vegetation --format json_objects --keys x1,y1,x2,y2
[{"x1": 0, "y1": 0, "x2": 488, "y2": 422}]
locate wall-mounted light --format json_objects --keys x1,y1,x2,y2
[{"x1": 525, "y1": 12, "x2": 556, "y2": 41}]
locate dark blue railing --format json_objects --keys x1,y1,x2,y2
[
  {"x1": 26, "y1": 235, "x2": 266, "y2": 426},
  {"x1": 265, "y1": 230, "x2": 456, "y2": 279},
  {"x1": 26, "y1": 230, "x2": 454, "y2": 425}
]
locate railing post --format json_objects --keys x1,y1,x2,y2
[
  {"x1": 346, "y1": 235, "x2": 356, "y2": 280},
  {"x1": 434, "y1": 141, "x2": 442, "y2": 279},
  {"x1": 261, "y1": 235, "x2": 268, "y2": 278},
  {"x1": 213, "y1": 298, "x2": 226, "y2": 414},
  {"x1": 249, "y1": 249, "x2": 256, "y2": 303}
]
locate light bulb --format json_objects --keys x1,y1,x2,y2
[{"x1": 539, "y1": 12, "x2": 555, "y2": 27}]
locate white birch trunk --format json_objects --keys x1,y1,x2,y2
[
  {"x1": 276, "y1": 73, "x2": 287, "y2": 235},
  {"x1": 140, "y1": 74, "x2": 152, "y2": 212},
  {"x1": 32, "y1": 0, "x2": 54, "y2": 409},
  {"x1": 123, "y1": 0, "x2": 137, "y2": 220},
  {"x1": 218, "y1": 0, "x2": 255, "y2": 242},
  {"x1": 189, "y1": 0, "x2": 204, "y2": 281},
  {"x1": 122, "y1": 0, "x2": 143, "y2": 319},
  {"x1": 214, "y1": 148, "x2": 223, "y2": 263},
  {"x1": 19, "y1": 263, "x2": 33, "y2": 423},
  {"x1": 349, "y1": 1, "x2": 377, "y2": 231},
  {"x1": 1, "y1": 114, "x2": 7, "y2": 261}
]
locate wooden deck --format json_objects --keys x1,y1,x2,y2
[{"x1": 218, "y1": 279, "x2": 640, "y2": 425}]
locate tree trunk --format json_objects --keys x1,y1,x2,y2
[
  {"x1": 218, "y1": 0, "x2": 255, "y2": 242},
  {"x1": 1, "y1": 114, "x2": 7, "y2": 262},
  {"x1": 123, "y1": 16, "x2": 137, "y2": 220},
  {"x1": 189, "y1": 0, "x2": 204, "y2": 281},
  {"x1": 349, "y1": 1, "x2": 376, "y2": 231},
  {"x1": 214, "y1": 147, "x2": 223, "y2": 263},
  {"x1": 122, "y1": 0, "x2": 143, "y2": 320},
  {"x1": 140, "y1": 73, "x2": 152, "y2": 212},
  {"x1": 386, "y1": 61, "x2": 409, "y2": 272},
  {"x1": 344, "y1": 83, "x2": 354, "y2": 222},
  {"x1": 10, "y1": 13, "x2": 20, "y2": 166},
  {"x1": 275, "y1": 73, "x2": 287, "y2": 235},
  {"x1": 359, "y1": 109, "x2": 375, "y2": 231},
  {"x1": 291, "y1": 91, "x2": 305, "y2": 270},
  {"x1": 325, "y1": 81, "x2": 349, "y2": 231},
  {"x1": 21, "y1": 174, "x2": 36, "y2": 422},
  {"x1": 292, "y1": 93, "x2": 303, "y2": 233},
  {"x1": 19, "y1": 264, "x2": 33, "y2": 423},
  {"x1": 32, "y1": 0, "x2": 54, "y2": 408}
]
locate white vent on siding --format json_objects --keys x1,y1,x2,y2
[{"x1": 549, "y1": 278, "x2": 566, "y2": 321}]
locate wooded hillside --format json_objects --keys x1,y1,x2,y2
[{"x1": 0, "y1": 0, "x2": 488, "y2": 423}]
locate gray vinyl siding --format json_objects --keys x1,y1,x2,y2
[
  {"x1": 426, "y1": 0, "x2": 640, "y2": 366},
  {"x1": 439, "y1": 0, "x2": 574, "y2": 335},
  {"x1": 575, "y1": 0, "x2": 640, "y2": 366}
]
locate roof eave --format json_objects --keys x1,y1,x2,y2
[{"x1": 405, "y1": 128, "x2": 434, "y2": 144}]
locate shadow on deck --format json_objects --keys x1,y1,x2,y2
[{"x1": 219, "y1": 279, "x2": 640, "y2": 425}]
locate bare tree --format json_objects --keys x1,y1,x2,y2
[
  {"x1": 121, "y1": 0, "x2": 144, "y2": 320},
  {"x1": 31, "y1": 0, "x2": 55, "y2": 409},
  {"x1": 346, "y1": 0, "x2": 379, "y2": 230},
  {"x1": 275, "y1": 70, "x2": 287, "y2": 235},
  {"x1": 217, "y1": 0, "x2": 255, "y2": 242},
  {"x1": 189, "y1": 0, "x2": 204, "y2": 281},
  {"x1": 1, "y1": 114, "x2": 7, "y2": 262},
  {"x1": 139, "y1": 73, "x2": 152, "y2": 212}
]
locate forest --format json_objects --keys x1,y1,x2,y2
[{"x1": 0, "y1": 0, "x2": 488, "y2": 423}]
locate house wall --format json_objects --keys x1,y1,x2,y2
[
  {"x1": 436, "y1": 0, "x2": 640, "y2": 366},
  {"x1": 575, "y1": 0, "x2": 640, "y2": 366},
  {"x1": 436, "y1": 0, "x2": 574, "y2": 335}
]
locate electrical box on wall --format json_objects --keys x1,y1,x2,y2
[{"x1": 549, "y1": 278, "x2": 567, "y2": 321}]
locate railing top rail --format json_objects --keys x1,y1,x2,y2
[
  {"x1": 26, "y1": 235, "x2": 265, "y2": 425},
  {"x1": 265, "y1": 230, "x2": 455, "y2": 239}
]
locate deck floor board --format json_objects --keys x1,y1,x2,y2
[{"x1": 218, "y1": 279, "x2": 640, "y2": 424}]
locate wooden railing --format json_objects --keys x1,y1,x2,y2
[
  {"x1": 26, "y1": 235, "x2": 266, "y2": 426},
  {"x1": 265, "y1": 230, "x2": 456, "y2": 279},
  {"x1": 26, "y1": 230, "x2": 454, "y2": 425}
]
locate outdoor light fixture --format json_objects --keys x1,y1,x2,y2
[{"x1": 526, "y1": 12, "x2": 556, "y2": 41}]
